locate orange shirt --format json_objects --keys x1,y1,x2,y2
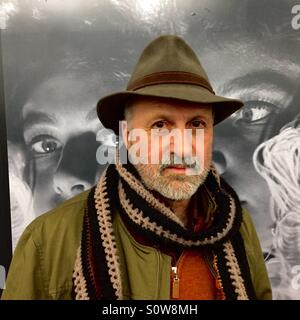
[
  {"x1": 169, "y1": 210, "x2": 217, "y2": 300},
  {"x1": 170, "y1": 249, "x2": 216, "y2": 300}
]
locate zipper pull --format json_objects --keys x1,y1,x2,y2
[{"x1": 171, "y1": 266, "x2": 180, "y2": 299}]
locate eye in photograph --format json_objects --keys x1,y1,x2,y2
[
  {"x1": 28, "y1": 134, "x2": 63, "y2": 156},
  {"x1": 231, "y1": 100, "x2": 280, "y2": 126}
]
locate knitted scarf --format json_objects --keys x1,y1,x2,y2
[{"x1": 72, "y1": 155, "x2": 256, "y2": 300}]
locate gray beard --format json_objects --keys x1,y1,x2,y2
[{"x1": 135, "y1": 164, "x2": 211, "y2": 200}]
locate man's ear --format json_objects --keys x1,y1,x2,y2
[{"x1": 120, "y1": 120, "x2": 129, "y2": 148}]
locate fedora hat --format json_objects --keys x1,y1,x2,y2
[{"x1": 97, "y1": 35, "x2": 243, "y2": 134}]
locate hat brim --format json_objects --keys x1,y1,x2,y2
[{"x1": 97, "y1": 84, "x2": 243, "y2": 135}]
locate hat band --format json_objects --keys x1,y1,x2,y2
[{"x1": 127, "y1": 71, "x2": 215, "y2": 94}]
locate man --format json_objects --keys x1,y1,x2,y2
[
  {"x1": 101, "y1": 0, "x2": 300, "y2": 257},
  {"x1": 2, "y1": 35, "x2": 272, "y2": 300}
]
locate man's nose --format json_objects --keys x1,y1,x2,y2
[
  {"x1": 168, "y1": 127, "x2": 193, "y2": 158},
  {"x1": 53, "y1": 132, "x2": 99, "y2": 199}
]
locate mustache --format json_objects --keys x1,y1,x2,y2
[{"x1": 159, "y1": 153, "x2": 201, "y2": 172}]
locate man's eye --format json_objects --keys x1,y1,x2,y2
[
  {"x1": 231, "y1": 101, "x2": 279, "y2": 124},
  {"x1": 152, "y1": 120, "x2": 167, "y2": 129},
  {"x1": 30, "y1": 136, "x2": 62, "y2": 155},
  {"x1": 190, "y1": 120, "x2": 206, "y2": 128}
]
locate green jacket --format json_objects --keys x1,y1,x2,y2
[{"x1": 1, "y1": 189, "x2": 272, "y2": 300}]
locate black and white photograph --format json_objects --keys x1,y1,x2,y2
[{"x1": 0, "y1": 0, "x2": 300, "y2": 300}]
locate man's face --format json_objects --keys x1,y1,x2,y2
[
  {"x1": 22, "y1": 74, "x2": 108, "y2": 216},
  {"x1": 122, "y1": 97, "x2": 214, "y2": 200},
  {"x1": 186, "y1": 0, "x2": 300, "y2": 250}
]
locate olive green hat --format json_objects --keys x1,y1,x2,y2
[{"x1": 97, "y1": 35, "x2": 243, "y2": 134}]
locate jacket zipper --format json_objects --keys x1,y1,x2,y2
[
  {"x1": 170, "y1": 252, "x2": 183, "y2": 299},
  {"x1": 170, "y1": 251, "x2": 217, "y2": 299},
  {"x1": 171, "y1": 266, "x2": 180, "y2": 298}
]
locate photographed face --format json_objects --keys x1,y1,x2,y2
[
  {"x1": 22, "y1": 74, "x2": 108, "y2": 215},
  {"x1": 122, "y1": 97, "x2": 214, "y2": 200},
  {"x1": 188, "y1": 0, "x2": 300, "y2": 250},
  {"x1": 211, "y1": 47, "x2": 299, "y2": 251}
]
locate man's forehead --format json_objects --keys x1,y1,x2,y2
[{"x1": 130, "y1": 97, "x2": 212, "y2": 114}]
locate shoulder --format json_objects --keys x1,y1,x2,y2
[
  {"x1": 239, "y1": 208, "x2": 256, "y2": 242},
  {"x1": 238, "y1": 207, "x2": 264, "y2": 258},
  {"x1": 25, "y1": 188, "x2": 91, "y2": 243},
  {"x1": 239, "y1": 207, "x2": 273, "y2": 299},
  {"x1": 239, "y1": 207, "x2": 264, "y2": 253},
  {"x1": 2, "y1": 189, "x2": 93, "y2": 300}
]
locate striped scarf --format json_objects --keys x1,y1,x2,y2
[{"x1": 72, "y1": 157, "x2": 256, "y2": 300}]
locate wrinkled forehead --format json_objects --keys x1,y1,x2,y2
[
  {"x1": 22, "y1": 73, "x2": 102, "y2": 118},
  {"x1": 127, "y1": 97, "x2": 213, "y2": 120}
]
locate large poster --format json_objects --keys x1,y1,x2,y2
[{"x1": 0, "y1": 0, "x2": 300, "y2": 299}]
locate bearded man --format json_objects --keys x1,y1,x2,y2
[{"x1": 2, "y1": 35, "x2": 272, "y2": 300}]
